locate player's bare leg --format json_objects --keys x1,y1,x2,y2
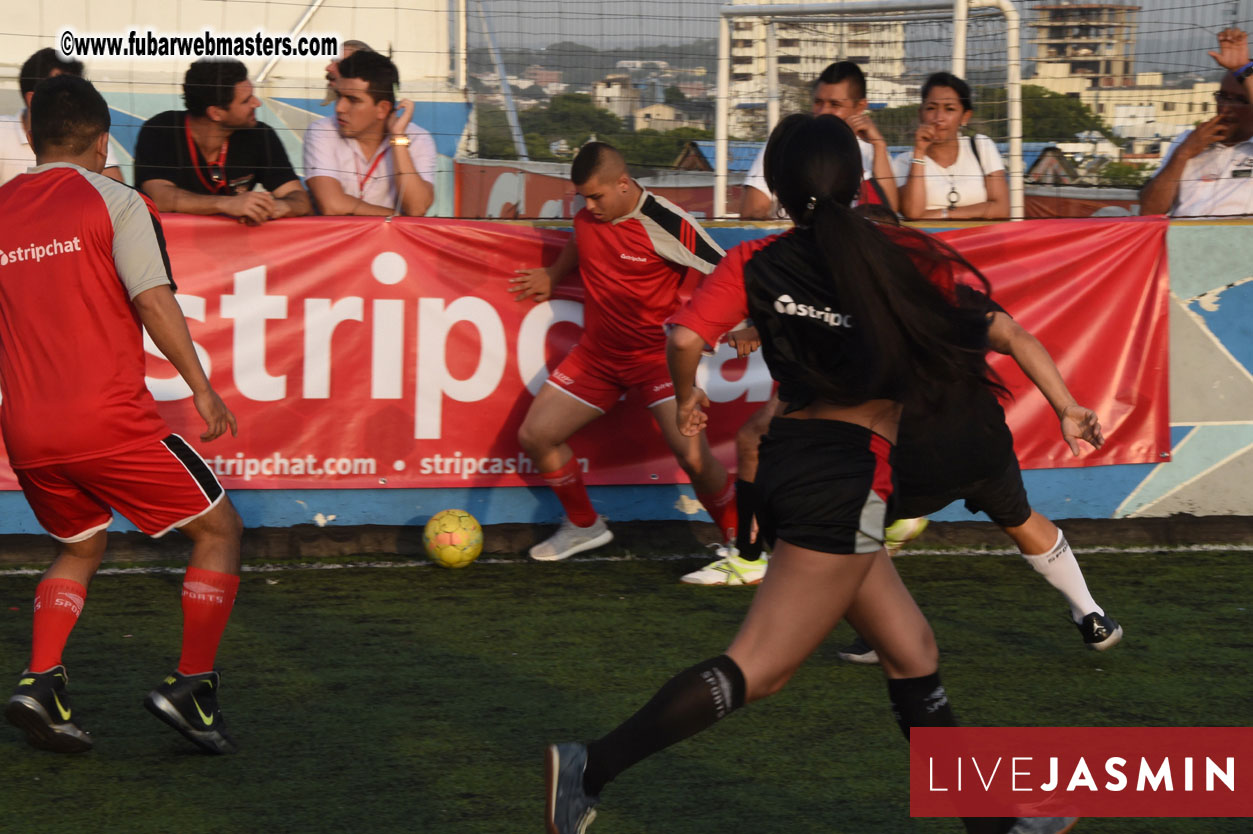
[
  {"x1": 1002, "y1": 511, "x2": 1121, "y2": 650},
  {"x1": 844, "y1": 549, "x2": 939, "y2": 680},
  {"x1": 41, "y1": 529, "x2": 109, "y2": 589},
  {"x1": 143, "y1": 497, "x2": 245, "y2": 755},
  {"x1": 518, "y1": 385, "x2": 613, "y2": 560}
]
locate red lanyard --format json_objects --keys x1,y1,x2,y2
[
  {"x1": 184, "y1": 116, "x2": 229, "y2": 193},
  {"x1": 357, "y1": 149, "x2": 386, "y2": 192}
]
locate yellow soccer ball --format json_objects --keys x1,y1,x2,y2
[{"x1": 423, "y1": 509, "x2": 483, "y2": 569}]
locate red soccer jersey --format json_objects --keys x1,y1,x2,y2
[
  {"x1": 0, "y1": 163, "x2": 175, "y2": 468},
  {"x1": 572, "y1": 188, "x2": 723, "y2": 360}
]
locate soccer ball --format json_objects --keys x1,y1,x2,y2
[{"x1": 423, "y1": 509, "x2": 483, "y2": 569}]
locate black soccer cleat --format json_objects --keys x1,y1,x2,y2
[
  {"x1": 144, "y1": 670, "x2": 236, "y2": 754},
  {"x1": 4, "y1": 665, "x2": 93, "y2": 753},
  {"x1": 1075, "y1": 612, "x2": 1123, "y2": 652}
]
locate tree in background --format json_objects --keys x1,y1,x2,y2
[
  {"x1": 664, "y1": 86, "x2": 687, "y2": 105},
  {"x1": 474, "y1": 96, "x2": 711, "y2": 165}
]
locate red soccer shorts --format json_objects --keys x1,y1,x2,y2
[
  {"x1": 546, "y1": 342, "x2": 675, "y2": 413},
  {"x1": 15, "y1": 434, "x2": 226, "y2": 542}
]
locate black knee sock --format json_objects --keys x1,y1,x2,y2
[
  {"x1": 733, "y1": 479, "x2": 762, "y2": 559},
  {"x1": 887, "y1": 673, "x2": 1016, "y2": 834},
  {"x1": 583, "y1": 654, "x2": 746, "y2": 796}
]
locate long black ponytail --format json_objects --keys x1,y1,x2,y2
[{"x1": 762, "y1": 113, "x2": 1001, "y2": 409}]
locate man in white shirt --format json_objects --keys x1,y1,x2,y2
[
  {"x1": 303, "y1": 51, "x2": 437, "y2": 216},
  {"x1": 1, "y1": 49, "x2": 122, "y2": 185},
  {"x1": 1141, "y1": 28, "x2": 1253, "y2": 217},
  {"x1": 739, "y1": 61, "x2": 898, "y2": 219}
]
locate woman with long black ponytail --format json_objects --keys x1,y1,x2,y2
[{"x1": 544, "y1": 114, "x2": 1077, "y2": 834}]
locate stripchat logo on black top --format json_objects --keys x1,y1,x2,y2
[{"x1": 773, "y1": 294, "x2": 853, "y2": 328}]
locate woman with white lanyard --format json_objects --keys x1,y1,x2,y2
[{"x1": 894, "y1": 72, "x2": 1009, "y2": 220}]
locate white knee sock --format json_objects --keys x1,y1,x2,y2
[{"x1": 1019, "y1": 529, "x2": 1102, "y2": 623}]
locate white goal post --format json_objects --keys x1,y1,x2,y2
[{"x1": 715, "y1": 0, "x2": 1023, "y2": 219}]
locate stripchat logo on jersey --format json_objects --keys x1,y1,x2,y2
[
  {"x1": 773, "y1": 294, "x2": 853, "y2": 328},
  {"x1": 0, "y1": 236, "x2": 83, "y2": 267}
]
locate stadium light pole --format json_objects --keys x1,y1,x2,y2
[{"x1": 718, "y1": 0, "x2": 1023, "y2": 219}]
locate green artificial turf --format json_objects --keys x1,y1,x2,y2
[{"x1": 0, "y1": 547, "x2": 1248, "y2": 833}]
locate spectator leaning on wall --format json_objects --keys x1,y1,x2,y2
[
  {"x1": 303, "y1": 50, "x2": 437, "y2": 217},
  {"x1": 0, "y1": 48, "x2": 123, "y2": 186},
  {"x1": 1141, "y1": 28, "x2": 1253, "y2": 217},
  {"x1": 133, "y1": 59, "x2": 311, "y2": 224}
]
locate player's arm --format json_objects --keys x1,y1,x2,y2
[
  {"x1": 133, "y1": 285, "x2": 237, "y2": 442},
  {"x1": 740, "y1": 186, "x2": 774, "y2": 220},
  {"x1": 268, "y1": 179, "x2": 313, "y2": 219},
  {"x1": 667, "y1": 325, "x2": 711, "y2": 436},
  {"x1": 986, "y1": 310, "x2": 1104, "y2": 455},
  {"x1": 388, "y1": 103, "x2": 435, "y2": 217},
  {"x1": 103, "y1": 166, "x2": 124, "y2": 183},
  {"x1": 846, "y1": 111, "x2": 900, "y2": 212},
  {"x1": 306, "y1": 176, "x2": 393, "y2": 216},
  {"x1": 140, "y1": 178, "x2": 275, "y2": 224},
  {"x1": 509, "y1": 235, "x2": 578, "y2": 303}
]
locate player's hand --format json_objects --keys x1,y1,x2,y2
[
  {"x1": 267, "y1": 196, "x2": 293, "y2": 220},
  {"x1": 388, "y1": 99, "x2": 415, "y2": 135},
  {"x1": 846, "y1": 112, "x2": 884, "y2": 145},
  {"x1": 1208, "y1": 27, "x2": 1250, "y2": 71},
  {"x1": 727, "y1": 326, "x2": 761, "y2": 358},
  {"x1": 194, "y1": 388, "x2": 238, "y2": 442},
  {"x1": 221, "y1": 191, "x2": 275, "y2": 225},
  {"x1": 676, "y1": 387, "x2": 710, "y2": 437},
  {"x1": 913, "y1": 124, "x2": 938, "y2": 155},
  {"x1": 509, "y1": 267, "x2": 554, "y2": 303},
  {"x1": 1179, "y1": 115, "x2": 1232, "y2": 159},
  {"x1": 1060, "y1": 404, "x2": 1103, "y2": 456}
]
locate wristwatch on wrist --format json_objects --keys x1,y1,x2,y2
[
  {"x1": 389, "y1": 134, "x2": 412, "y2": 147},
  {"x1": 1236, "y1": 60, "x2": 1253, "y2": 82}
]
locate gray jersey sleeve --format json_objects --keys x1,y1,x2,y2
[{"x1": 87, "y1": 171, "x2": 175, "y2": 299}]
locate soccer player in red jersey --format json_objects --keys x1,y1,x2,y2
[
  {"x1": 0, "y1": 76, "x2": 242, "y2": 755},
  {"x1": 509, "y1": 142, "x2": 737, "y2": 562}
]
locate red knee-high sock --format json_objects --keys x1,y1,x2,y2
[
  {"x1": 29, "y1": 578, "x2": 88, "y2": 673},
  {"x1": 540, "y1": 457, "x2": 598, "y2": 527},
  {"x1": 178, "y1": 567, "x2": 240, "y2": 675},
  {"x1": 696, "y1": 474, "x2": 738, "y2": 544}
]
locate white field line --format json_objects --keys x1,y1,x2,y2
[{"x1": 0, "y1": 543, "x2": 1251, "y2": 577}]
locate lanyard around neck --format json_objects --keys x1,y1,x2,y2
[
  {"x1": 357, "y1": 148, "x2": 386, "y2": 192},
  {"x1": 185, "y1": 115, "x2": 230, "y2": 193}
]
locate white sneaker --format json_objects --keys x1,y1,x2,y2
[
  {"x1": 529, "y1": 516, "x2": 613, "y2": 562},
  {"x1": 680, "y1": 546, "x2": 769, "y2": 586}
]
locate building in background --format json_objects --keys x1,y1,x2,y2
[
  {"x1": 1028, "y1": 1, "x2": 1138, "y2": 88},
  {"x1": 1027, "y1": 2, "x2": 1220, "y2": 156},
  {"x1": 728, "y1": 0, "x2": 908, "y2": 116}
]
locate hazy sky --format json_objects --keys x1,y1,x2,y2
[{"x1": 476, "y1": 0, "x2": 1252, "y2": 76}]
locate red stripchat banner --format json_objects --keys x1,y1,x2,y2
[
  {"x1": 0, "y1": 215, "x2": 1169, "y2": 489},
  {"x1": 911, "y1": 726, "x2": 1253, "y2": 818}
]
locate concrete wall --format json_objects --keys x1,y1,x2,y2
[{"x1": 1, "y1": 220, "x2": 1250, "y2": 535}]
